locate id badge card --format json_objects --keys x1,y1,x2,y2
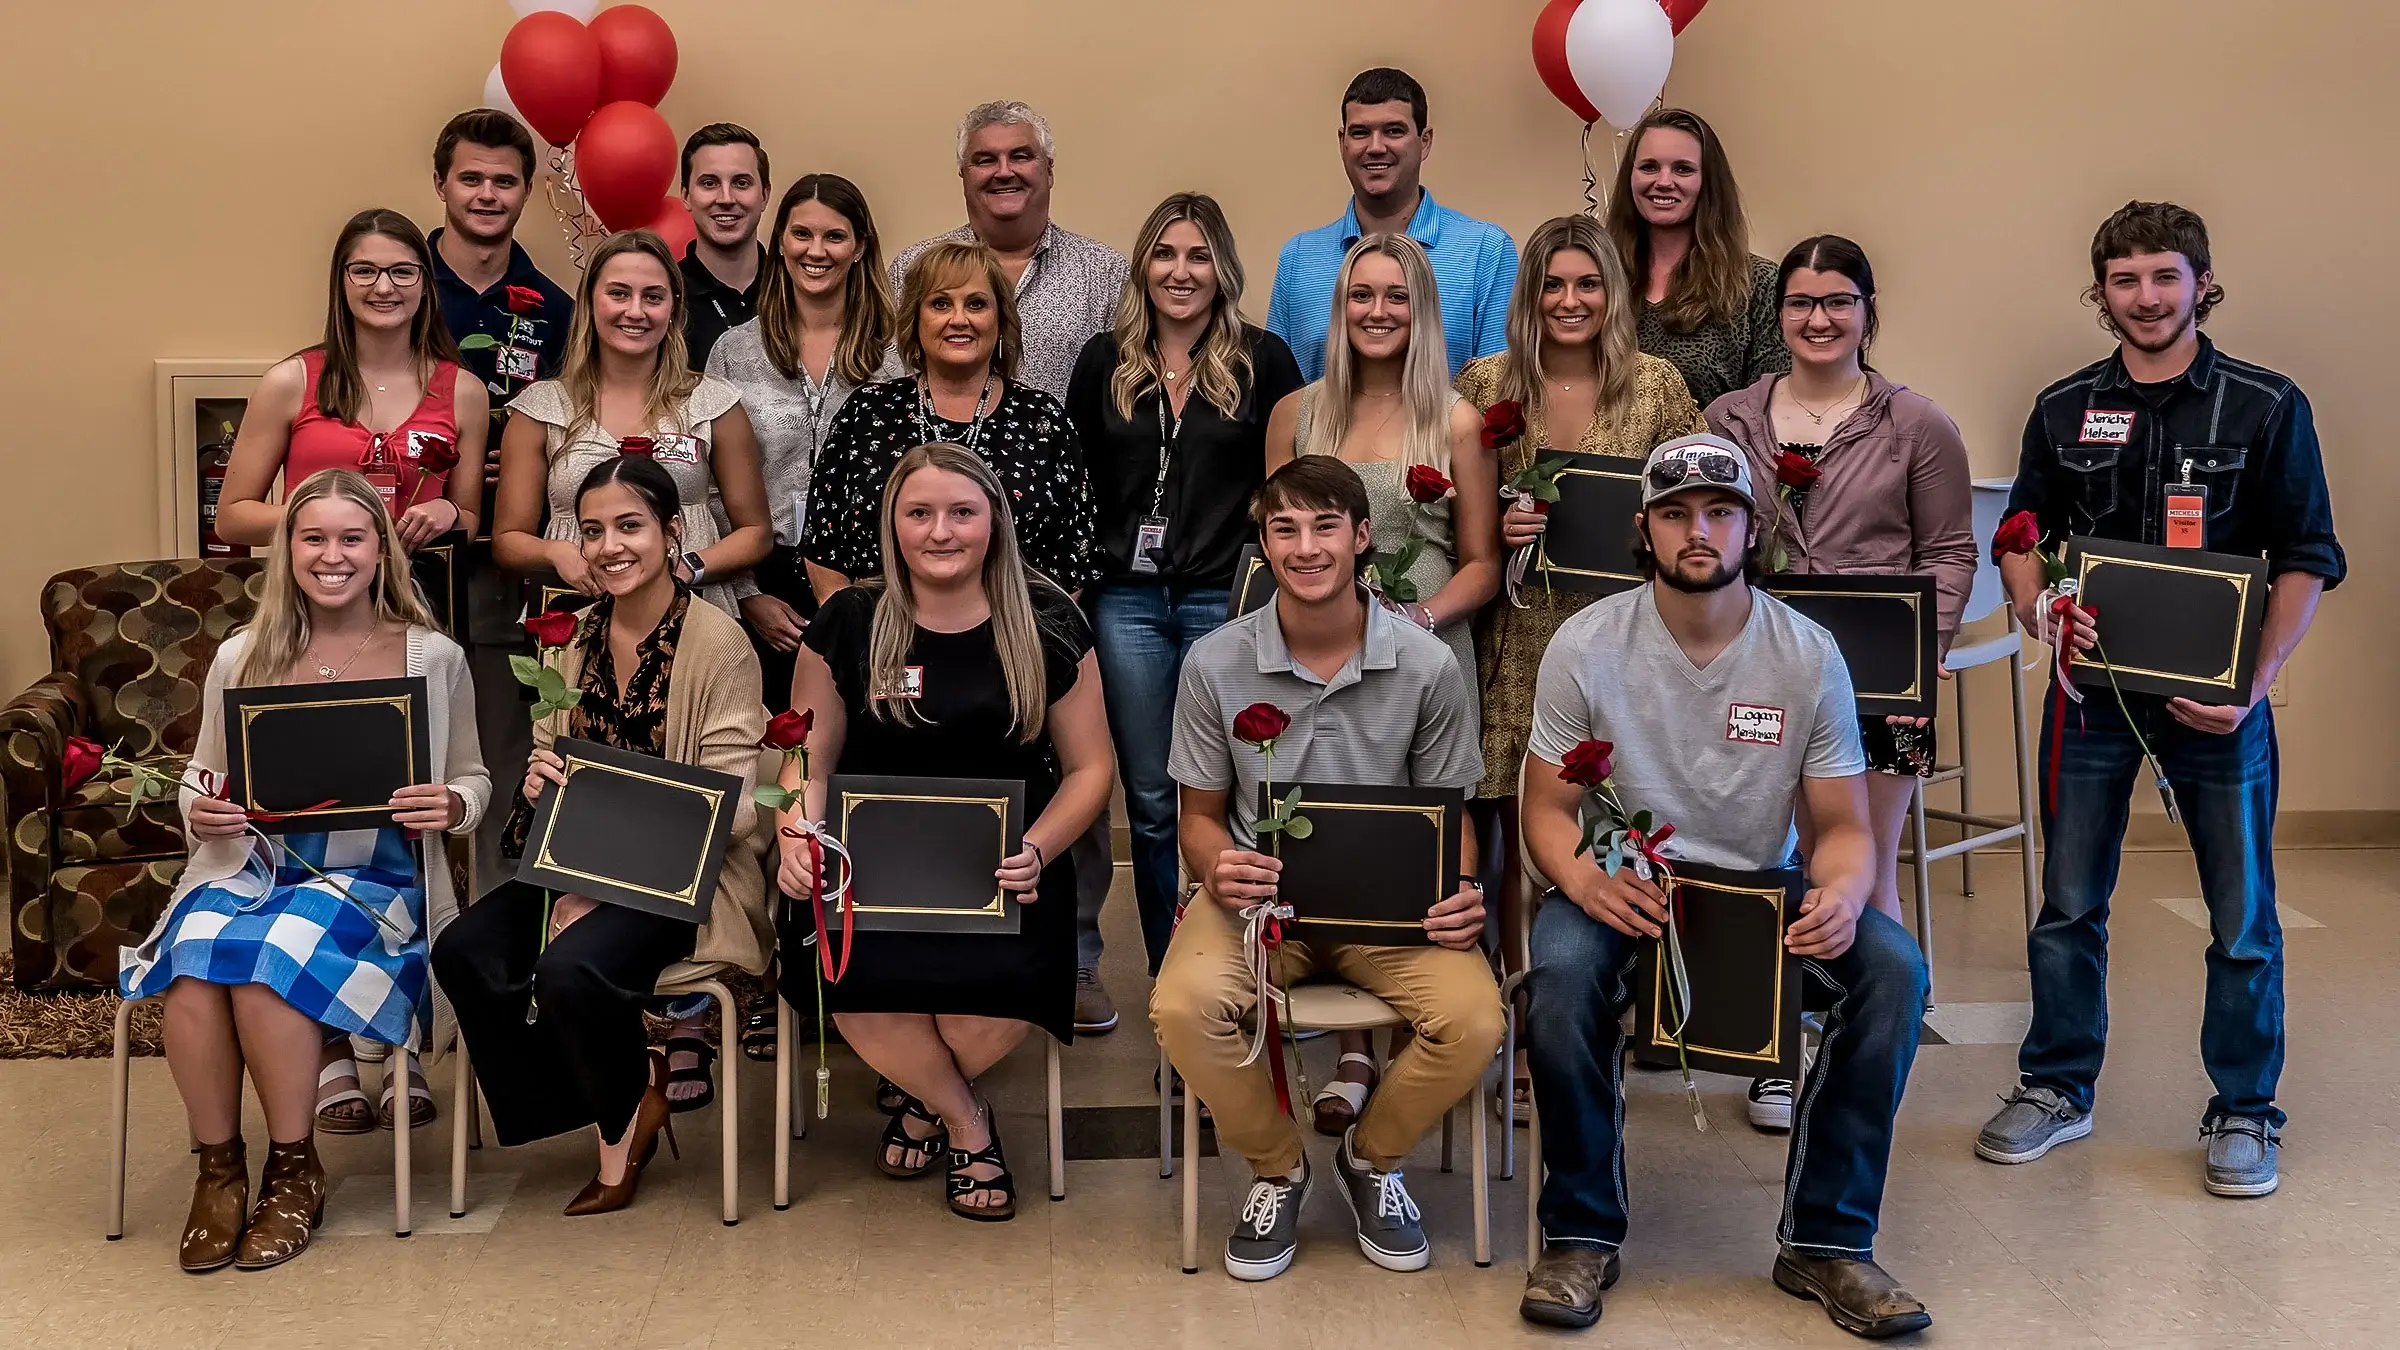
[
  {"x1": 1131, "y1": 515, "x2": 1169, "y2": 575},
  {"x1": 2165, "y1": 463, "x2": 2206, "y2": 549},
  {"x1": 362, "y1": 469, "x2": 401, "y2": 516}
]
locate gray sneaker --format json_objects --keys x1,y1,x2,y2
[
  {"x1": 2200, "y1": 1115, "x2": 2280, "y2": 1197},
  {"x1": 1333, "y1": 1128, "x2": 1430, "y2": 1272},
  {"x1": 1224, "y1": 1165, "x2": 1308, "y2": 1281},
  {"x1": 1975, "y1": 1085, "x2": 2093, "y2": 1164},
  {"x1": 1072, "y1": 968, "x2": 1118, "y2": 1034}
]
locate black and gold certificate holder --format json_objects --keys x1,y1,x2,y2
[
  {"x1": 827, "y1": 775, "x2": 1027, "y2": 936},
  {"x1": 222, "y1": 677, "x2": 431, "y2": 834}
]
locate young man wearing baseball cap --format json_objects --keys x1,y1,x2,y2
[{"x1": 1513, "y1": 435, "x2": 1932, "y2": 1337}]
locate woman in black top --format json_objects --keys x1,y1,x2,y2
[
  {"x1": 1062, "y1": 193, "x2": 1302, "y2": 971},
  {"x1": 800, "y1": 239, "x2": 1098, "y2": 599},
  {"x1": 775, "y1": 443, "x2": 1113, "y2": 1221}
]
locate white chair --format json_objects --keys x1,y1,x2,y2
[
  {"x1": 448, "y1": 960, "x2": 745, "y2": 1225},
  {"x1": 1897, "y1": 477, "x2": 2043, "y2": 993},
  {"x1": 771, "y1": 992, "x2": 1067, "y2": 1211},
  {"x1": 107, "y1": 993, "x2": 424, "y2": 1239},
  {"x1": 1167, "y1": 980, "x2": 1491, "y2": 1274}
]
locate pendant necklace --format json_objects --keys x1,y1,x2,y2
[
  {"x1": 312, "y1": 626, "x2": 378, "y2": 681},
  {"x1": 1794, "y1": 376, "x2": 1868, "y2": 425}
]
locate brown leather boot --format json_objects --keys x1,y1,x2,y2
[
  {"x1": 233, "y1": 1137, "x2": 326, "y2": 1270},
  {"x1": 1773, "y1": 1249, "x2": 1933, "y2": 1338},
  {"x1": 1519, "y1": 1244, "x2": 1620, "y2": 1328},
  {"x1": 178, "y1": 1138, "x2": 247, "y2": 1273}
]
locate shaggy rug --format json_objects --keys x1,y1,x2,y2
[{"x1": 0, "y1": 950, "x2": 161, "y2": 1058}]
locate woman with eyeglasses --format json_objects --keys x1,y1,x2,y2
[
  {"x1": 216, "y1": 209, "x2": 489, "y2": 556},
  {"x1": 1705, "y1": 233, "x2": 1974, "y2": 1133}
]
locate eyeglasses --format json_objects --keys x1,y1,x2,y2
[
  {"x1": 344, "y1": 262, "x2": 425, "y2": 289},
  {"x1": 1647, "y1": 447, "x2": 1744, "y2": 492},
  {"x1": 1781, "y1": 293, "x2": 1863, "y2": 319}
]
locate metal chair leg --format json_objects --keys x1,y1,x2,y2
[
  {"x1": 1046, "y1": 1036, "x2": 1065, "y2": 1201},
  {"x1": 450, "y1": 1042, "x2": 471, "y2": 1219},
  {"x1": 1499, "y1": 1005, "x2": 1517, "y2": 1181},
  {"x1": 394, "y1": 1056, "x2": 412, "y2": 1237},
  {"x1": 1471, "y1": 1074, "x2": 1491, "y2": 1268},
  {"x1": 1956, "y1": 667, "x2": 1977, "y2": 897},
  {"x1": 2009, "y1": 630, "x2": 2042, "y2": 931},
  {"x1": 1441, "y1": 1105, "x2": 1455, "y2": 1173},
  {"x1": 1157, "y1": 1041, "x2": 1173, "y2": 1180},
  {"x1": 107, "y1": 996, "x2": 136, "y2": 1240},
  {"x1": 1911, "y1": 774, "x2": 1935, "y2": 1003},
  {"x1": 1523, "y1": 1082, "x2": 1542, "y2": 1268},
  {"x1": 774, "y1": 994, "x2": 792, "y2": 1211},
  {"x1": 703, "y1": 980, "x2": 740, "y2": 1226},
  {"x1": 1180, "y1": 1073, "x2": 1201, "y2": 1273}
]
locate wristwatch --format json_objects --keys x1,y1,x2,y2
[{"x1": 682, "y1": 551, "x2": 707, "y2": 585}]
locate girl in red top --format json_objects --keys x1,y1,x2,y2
[{"x1": 219, "y1": 209, "x2": 489, "y2": 552}]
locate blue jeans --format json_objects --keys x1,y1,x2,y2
[
  {"x1": 2021, "y1": 684, "x2": 2284, "y2": 1124},
  {"x1": 1525, "y1": 895, "x2": 1927, "y2": 1257},
  {"x1": 1091, "y1": 583, "x2": 1229, "y2": 973}
]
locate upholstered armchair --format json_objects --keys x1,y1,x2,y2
[{"x1": 4, "y1": 559, "x2": 264, "y2": 991}]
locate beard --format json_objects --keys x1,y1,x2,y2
[
  {"x1": 1656, "y1": 548, "x2": 1741, "y2": 594},
  {"x1": 2111, "y1": 303, "x2": 2197, "y2": 355}
]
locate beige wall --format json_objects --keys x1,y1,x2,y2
[{"x1": 0, "y1": 0, "x2": 2389, "y2": 812}]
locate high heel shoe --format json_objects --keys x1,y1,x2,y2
[{"x1": 565, "y1": 1051, "x2": 679, "y2": 1216}]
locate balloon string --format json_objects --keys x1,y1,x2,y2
[
  {"x1": 545, "y1": 144, "x2": 607, "y2": 271},
  {"x1": 1579, "y1": 122, "x2": 1601, "y2": 219}
]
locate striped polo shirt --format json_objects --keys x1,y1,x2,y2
[
  {"x1": 1264, "y1": 189, "x2": 1518, "y2": 382},
  {"x1": 1169, "y1": 592, "x2": 1482, "y2": 849}
]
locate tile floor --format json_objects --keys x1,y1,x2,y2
[{"x1": 3, "y1": 845, "x2": 2393, "y2": 1348}]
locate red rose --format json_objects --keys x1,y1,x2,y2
[
  {"x1": 504, "y1": 285, "x2": 545, "y2": 315},
  {"x1": 1404, "y1": 464, "x2": 1454, "y2": 504},
  {"x1": 1231, "y1": 702, "x2": 1291, "y2": 748},
  {"x1": 523, "y1": 611, "x2": 578, "y2": 647},
  {"x1": 763, "y1": 709, "x2": 814, "y2": 751},
  {"x1": 408, "y1": 434, "x2": 459, "y2": 473},
  {"x1": 618, "y1": 436, "x2": 656, "y2": 458},
  {"x1": 62, "y1": 736, "x2": 104, "y2": 792},
  {"x1": 1992, "y1": 509, "x2": 2042, "y2": 561},
  {"x1": 1481, "y1": 400, "x2": 1526, "y2": 450},
  {"x1": 1772, "y1": 449, "x2": 1822, "y2": 490},
  {"x1": 1560, "y1": 739, "x2": 1614, "y2": 787}
]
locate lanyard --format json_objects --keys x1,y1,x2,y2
[
  {"x1": 915, "y1": 372, "x2": 997, "y2": 453},
  {"x1": 1149, "y1": 383, "x2": 1186, "y2": 517}
]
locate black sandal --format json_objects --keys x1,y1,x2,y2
[
  {"x1": 739, "y1": 1003, "x2": 778, "y2": 1063},
  {"x1": 876, "y1": 1096, "x2": 947, "y2": 1179},
  {"x1": 946, "y1": 1107, "x2": 1016, "y2": 1222},
  {"x1": 663, "y1": 1036, "x2": 717, "y2": 1115},
  {"x1": 875, "y1": 1075, "x2": 908, "y2": 1115}
]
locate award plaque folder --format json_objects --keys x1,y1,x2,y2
[
  {"x1": 517, "y1": 737, "x2": 741, "y2": 924},
  {"x1": 408, "y1": 531, "x2": 470, "y2": 637},
  {"x1": 1261, "y1": 782, "x2": 1463, "y2": 947},
  {"x1": 1230, "y1": 544, "x2": 1276, "y2": 618},
  {"x1": 1630, "y1": 861, "x2": 1804, "y2": 1079},
  {"x1": 222, "y1": 678, "x2": 430, "y2": 834},
  {"x1": 2066, "y1": 537, "x2": 2268, "y2": 703},
  {"x1": 1762, "y1": 573, "x2": 1940, "y2": 718},
  {"x1": 1530, "y1": 453, "x2": 1648, "y2": 596},
  {"x1": 829, "y1": 775, "x2": 1026, "y2": 935}
]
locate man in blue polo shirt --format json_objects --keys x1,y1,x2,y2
[
  {"x1": 426, "y1": 107, "x2": 574, "y2": 894},
  {"x1": 1265, "y1": 68, "x2": 1516, "y2": 380}
]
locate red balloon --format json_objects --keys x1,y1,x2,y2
[
  {"x1": 499, "y1": 12, "x2": 601, "y2": 147},
  {"x1": 639, "y1": 198, "x2": 697, "y2": 257},
  {"x1": 1662, "y1": 0, "x2": 1709, "y2": 34},
  {"x1": 589, "y1": 4, "x2": 678, "y2": 108},
  {"x1": 1532, "y1": 0, "x2": 1602, "y2": 124},
  {"x1": 575, "y1": 101, "x2": 678, "y2": 232}
]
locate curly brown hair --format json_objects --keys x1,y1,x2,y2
[{"x1": 2083, "y1": 200, "x2": 2226, "y2": 335}]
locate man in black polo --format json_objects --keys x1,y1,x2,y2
[
  {"x1": 1977, "y1": 202, "x2": 2344, "y2": 1199},
  {"x1": 677, "y1": 123, "x2": 770, "y2": 370},
  {"x1": 427, "y1": 107, "x2": 574, "y2": 893}
]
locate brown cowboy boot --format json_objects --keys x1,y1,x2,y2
[
  {"x1": 178, "y1": 1138, "x2": 248, "y2": 1273},
  {"x1": 1773, "y1": 1249, "x2": 1934, "y2": 1338},
  {"x1": 232, "y1": 1137, "x2": 326, "y2": 1270},
  {"x1": 1519, "y1": 1243, "x2": 1621, "y2": 1328}
]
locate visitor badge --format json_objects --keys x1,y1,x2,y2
[
  {"x1": 2078, "y1": 409, "x2": 2135, "y2": 445},
  {"x1": 497, "y1": 345, "x2": 539, "y2": 381},
  {"x1": 1131, "y1": 515, "x2": 1169, "y2": 575},
  {"x1": 789, "y1": 491, "x2": 809, "y2": 547},
  {"x1": 362, "y1": 470, "x2": 401, "y2": 516},
  {"x1": 2166, "y1": 460, "x2": 2206, "y2": 549}
]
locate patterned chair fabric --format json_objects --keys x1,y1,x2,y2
[{"x1": 4, "y1": 559, "x2": 265, "y2": 991}]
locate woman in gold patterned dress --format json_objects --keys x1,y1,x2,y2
[{"x1": 1456, "y1": 216, "x2": 1705, "y2": 1121}]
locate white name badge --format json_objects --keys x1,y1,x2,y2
[
  {"x1": 497, "y1": 345, "x2": 539, "y2": 381},
  {"x1": 651, "y1": 434, "x2": 700, "y2": 465},
  {"x1": 2078, "y1": 409, "x2": 2135, "y2": 445},
  {"x1": 1725, "y1": 702, "x2": 1786, "y2": 747}
]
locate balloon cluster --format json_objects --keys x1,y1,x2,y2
[
  {"x1": 1530, "y1": 0, "x2": 1706, "y2": 214},
  {"x1": 482, "y1": 1, "x2": 693, "y2": 264}
]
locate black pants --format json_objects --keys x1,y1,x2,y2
[
  {"x1": 432, "y1": 883, "x2": 696, "y2": 1147},
  {"x1": 744, "y1": 543, "x2": 819, "y2": 715}
]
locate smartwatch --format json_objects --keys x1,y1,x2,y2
[{"x1": 682, "y1": 551, "x2": 707, "y2": 585}]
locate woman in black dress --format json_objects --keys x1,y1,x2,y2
[{"x1": 775, "y1": 442, "x2": 1112, "y2": 1221}]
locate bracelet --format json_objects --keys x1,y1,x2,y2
[{"x1": 1028, "y1": 840, "x2": 1045, "y2": 872}]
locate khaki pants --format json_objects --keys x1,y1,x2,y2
[{"x1": 1150, "y1": 892, "x2": 1505, "y2": 1175}]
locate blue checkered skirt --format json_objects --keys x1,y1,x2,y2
[{"x1": 121, "y1": 828, "x2": 429, "y2": 1048}]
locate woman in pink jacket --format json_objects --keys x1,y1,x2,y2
[{"x1": 1707, "y1": 234, "x2": 1975, "y2": 1129}]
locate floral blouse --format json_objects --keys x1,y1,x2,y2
[
  {"x1": 501, "y1": 587, "x2": 689, "y2": 855},
  {"x1": 799, "y1": 376, "x2": 1099, "y2": 591}
]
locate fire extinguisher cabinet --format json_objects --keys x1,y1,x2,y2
[{"x1": 153, "y1": 360, "x2": 275, "y2": 558}]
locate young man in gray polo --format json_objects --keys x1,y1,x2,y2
[{"x1": 1152, "y1": 455, "x2": 1503, "y2": 1282}]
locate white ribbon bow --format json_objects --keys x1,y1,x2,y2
[{"x1": 1235, "y1": 897, "x2": 1293, "y2": 1069}]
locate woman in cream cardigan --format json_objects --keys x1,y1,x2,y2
[
  {"x1": 434, "y1": 454, "x2": 769, "y2": 1217},
  {"x1": 122, "y1": 467, "x2": 490, "y2": 1273}
]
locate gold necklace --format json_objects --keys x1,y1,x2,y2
[
  {"x1": 1793, "y1": 376, "x2": 1868, "y2": 425},
  {"x1": 310, "y1": 625, "x2": 379, "y2": 681}
]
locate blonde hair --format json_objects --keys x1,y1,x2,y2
[
  {"x1": 236, "y1": 468, "x2": 438, "y2": 686},
  {"x1": 1302, "y1": 234, "x2": 1454, "y2": 470},
  {"x1": 865, "y1": 444, "x2": 1058, "y2": 743},
  {"x1": 895, "y1": 241, "x2": 1022, "y2": 384},
  {"x1": 557, "y1": 230, "x2": 704, "y2": 442},
  {"x1": 1110, "y1": 193, "x2": 1253, "y2": 422},
  {"x1": 1495, "y1": 217, "x2": 1641, "y2": 440}
]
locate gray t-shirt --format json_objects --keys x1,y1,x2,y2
[
  {"x1": 1170, "y1": 595, "x2": 1482, "y2": 850},
  {"x1": 1527, "y1": 585, "x2": 1864, "y2": 871}
]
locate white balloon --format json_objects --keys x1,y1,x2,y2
[
  {"x1": 1564, "y1": 0, "x2": 1676, "y2": 130},
  {"x1": 507, "y1": 0, "x2": 598, "y2": 19},
  {"x1": 481, "y1": 61, "x2": 554, "y2": 160}
]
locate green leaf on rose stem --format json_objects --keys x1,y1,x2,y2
[
  {"x1": 1282, "y1": 785, "x2": 1304, "y2": 815},
  {"x1": 509, "y1": 654, "x2": 546, "y2": 687},
  {"x1": 753, "y1": 784, "x2": 796, "y2": 811},
  {"x1": 1630, "y1": 809, "x2": 1653, "y2": 834},
  {"x1": 457, "y1": 334, "x2": 500, "y2": 351},
  {"x1": 1283, "y1": 813, "x2": 1312, "y2": 840},
  {"x1": 535, "y1": 667, "x2": 570, "y2": 701},
  {"x1": 1576, "y1": 818, "x2": 1599, "y2": 858},
  {"x1": 1255, "y1": 817, "x2": 1283, "y2": 835}
]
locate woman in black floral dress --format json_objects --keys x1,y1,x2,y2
[{"x1": 801, "y1": 239, "x2": 1097, "y2": 598}]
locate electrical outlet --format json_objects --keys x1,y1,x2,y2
[{"x1": 2268, "y1": 667, "x2": 2288, "y2": 707}]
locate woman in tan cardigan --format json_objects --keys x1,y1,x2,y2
[{"x1": 434, "y1": 455, "x2": 769, "y2": 1216}]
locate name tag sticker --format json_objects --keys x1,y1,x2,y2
[
  {"x1": 651, "y1": 434, "x2": 700, "y2": 465},
  {"x1": 1726, "y1": 703, "x2": 1786, "y2": 746},
  {"x1": 497, "y1": 345, "x2": 540, "y2": 381},
  {"x1": 875, "y1": 665, "x2": 925, "y2": 702},
  {"x1": 2079, "y1": 410, "x2": 2135, "y2": 445}
]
